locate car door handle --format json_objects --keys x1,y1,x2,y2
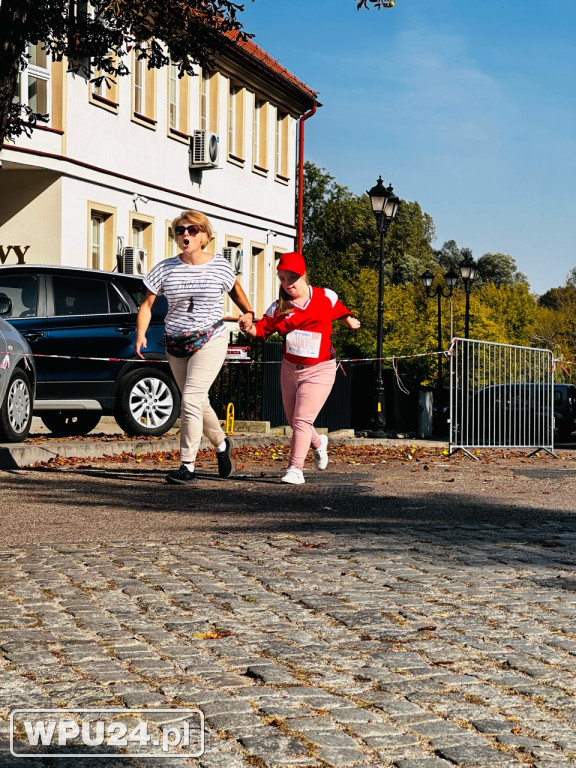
[
  {"x1": 23, "y1": 330, "x2": 45, "y2": 342},
  {"x1": 115, "y1": 326, "x2": 134, "y2": 335}
]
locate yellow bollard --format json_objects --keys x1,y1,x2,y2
[{"x1": 225, "y1": 403, "x2": 235, "y2": 435}]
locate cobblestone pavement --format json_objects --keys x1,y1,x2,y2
[{"x1": 1, "y1": 453, "x2": 576, "y2": 767}]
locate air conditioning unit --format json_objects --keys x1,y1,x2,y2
[
  {"x1": 222, "y1": 247, "x2": 243, "y2": 275},
  {"x1": 189, "y1": 129, "x2": 219, "y2": 168},
  {"x1": 121, "y1": 247, "x2": 147, "y2": 275}
]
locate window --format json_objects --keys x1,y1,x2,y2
[
  {"x1": 227, "y1": 82, "x2": 245, "y2": 162},
  {"x1": 88, "y1": 203, "x2": 116, "y2": 271},
  {"x1": 15, "y1": 44, "x2": 50, "y2": 121},
  {"x1": 53, "y1": 275, "x2": 110, "y2": 316},
  {"x1": 167, "y1": 64, "x2": 190, "y2": 138},
  {"x1": 168, "y1": 64, "x2": 178, "y2": 129},
  {"x1": 132, "y1": 221, "x2": 145, "y2": 248},
  {"x1": 91, "y1": 214, "x2": 105, "y2": 270},
  {"x1": 0, "y1": 275, "x2": 38, "y2": 319},
  {"x1": 200, "y1": 68, "x2": 218, "y2": 133},
  {"x1": 223, "y1": 238, "x2": 243, "y2": 317},
  {"x1": 273, "y1": 249, "x2": 285, "y2": 299},
  {"x1": 90, "y1": 65, "x2": 119, "y2": 111},
  {"x1": 275, "y1": 110, "x2": 290, "y2": 180},
  {"x1": 134, "y1": 56, "x2": 145, "y2": 114},
  {"x1": 250, "y1": 244, "x2": 266, "y2": 316},
  {"x1": 252, "y1": 99, "x2": 268, "y2": 172},
  {"x1": 132, "y1": 50, "x2": 156, "y2": 126},
  {"x1": 165, "y1": 221, "x2": 177, "y2": 259},
  {"x1": 129, "y1": 214, "x2": 153, "y2": 272}
]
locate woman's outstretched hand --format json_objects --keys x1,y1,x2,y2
[{"x1": 238, "y1": 312, "x2": 254, "y2": 332}]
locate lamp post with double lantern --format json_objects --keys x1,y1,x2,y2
[{"x1": 366, "y1": 176, "x2": 399, "y2": 437}]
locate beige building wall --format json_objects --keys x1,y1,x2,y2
[{"x1": 0, "y1": 170, "x2": 63, "y2": 265}]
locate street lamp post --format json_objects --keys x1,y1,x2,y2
[
  {"x1": 459, "y1": 255, "x2": 477, "y2": 339},
  {"x1": 420, "y1": 268, "x2": 459, "y2": 403},
  {"x1": 366, "y1": 176, "x2": 399, "y2": 437}
]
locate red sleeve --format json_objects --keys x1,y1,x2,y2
[
  {"x1": 333, "y1": 297, "x2": 352, "y2": 319},
  {"x1": 253, "y1": 311, "x2": 281, "y2": 339},
  {"x1": 323, "y1": 288, "x2": 352, "y2": 319}
]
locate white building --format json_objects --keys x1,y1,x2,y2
[{"x1": 0, "y1": 34, "x2": 318, "y2": 319}]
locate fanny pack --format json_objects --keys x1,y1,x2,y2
[{"x1": 164, "y1": 320, "x2": 225, "y2": 358}]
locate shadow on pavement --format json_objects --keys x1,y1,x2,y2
[{"x1": 1, "y1": 463, "x2": 575, "y2": 552}]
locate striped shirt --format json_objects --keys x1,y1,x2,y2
[{"x1": 144, "y1": 255, "x2": 235, "y2": 336}]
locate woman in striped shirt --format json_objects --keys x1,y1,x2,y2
[{"x1": 135, "y1": 210, "x2": 253, "y2": 485}]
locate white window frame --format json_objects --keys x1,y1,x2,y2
[
  {"x1": 249, "y1": 248, "x2": 257, "y2": 311},
  {"x1": 16, "y1": 44, "x2": 51, "y2": 122},
  {"x1": 133, "y1": 55, "x2": 145, "y2": 115},
  {"x1": 200, "y1": 69, "x2": 209, "y2": 131},
  {"x1": 90, "y1": 214, "x2": 105, "y2": 271},
  {"x1": 168, "y1": 63, "x2": 178, "y2": 130},
  {"x1": 228, "y1": 83, "x2": 237, "y2": 155}
]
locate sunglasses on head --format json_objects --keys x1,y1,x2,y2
[{"x1": 175, "y1": 224, "x2": 201, "y2": 237}]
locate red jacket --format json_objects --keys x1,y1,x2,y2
[{"x1": 253, "y1": 286, "x2": 352, "y2": 366}]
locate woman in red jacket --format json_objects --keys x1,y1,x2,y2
[{"x1": 239, "y1": 252, "x2": 360, "y2": 485}]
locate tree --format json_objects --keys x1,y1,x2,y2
[
  {"x1": 565, "y1": 266, "x2": 576, "y2": 290},
  {"x1": 433, "y1": 240, "x2": 473, "y2": 273},
  {"x1": 476, "y1": 252, "x2": 527, "y2": 287},
  {"x1": 383, "y1": 200, "x2": 436, "y2": 284},
  {"x1": 0, "y1": 0, "x2": 248, "y2": 146},
  {"x1": 302, "y1": 161, "x2": 377, "y2": 299},
  {"x1": 303, "y1": 162, "x2": 437, "y2": 297}
]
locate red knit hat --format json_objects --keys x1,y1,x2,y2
[{"x1": 277, "y1": 252, "x2": 306, "y2": 276}]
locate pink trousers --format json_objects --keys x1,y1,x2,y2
[{"x1": 281, "y1": 358, "x2": 337, "y2": 470}]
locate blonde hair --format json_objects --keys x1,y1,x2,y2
[
  {"x1": 277, "y1": 273, "x2": 308, "y2": 315},
  {"x1": 171, "y1": 210, "x2": 213, "y2": 249}
]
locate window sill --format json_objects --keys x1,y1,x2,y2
[
  {"x1": 132, "y1": 112, "x2": 157, "y2": 129},
  {"x1": 32, "y1": 124, "x2": 63, "y2": 136},
  {"x1": 168, "y1": 127, "x2": 190, "y2": 144},
  {"x1": 275, "y1": 173, "x2": 290, "y2": 185},
  {"x1": 227, "y1": 154, "x2": 245, "y2": 168},
  {"x1": 90, "y1": 93, "x2": 119, "y2": 113},
  {"x1": 252, "y1": 164, "x2": 268, "y2": 177}
]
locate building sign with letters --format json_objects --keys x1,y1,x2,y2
[{"x1": 0, "y1": 246, "x2": 29, "y2": 264}]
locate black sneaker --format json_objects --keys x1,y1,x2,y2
[
  {"x1": 166, "y1": 464, "x2": 197, "y2": 485},
  {"x1": 216, "y1": 437, "x2": 233, "y2": 478}
]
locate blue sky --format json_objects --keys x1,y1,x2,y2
[{"x1": 240, "y1": 0, "x2": 576, "y2": 295}]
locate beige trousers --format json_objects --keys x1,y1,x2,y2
[{"x1": 167, "y1": 332, "x2": 228, "y2": 463}]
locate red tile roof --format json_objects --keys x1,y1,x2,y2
[{"x1": 224, "y1": 31, "x2": 318, "y2": 102}]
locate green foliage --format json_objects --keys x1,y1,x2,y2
[
  {"x1": 476, "y1": 252, "x2": 527, "y2": 287},
  {"x1": 434, "y1": 240, "x2": 473, "y2": 273},
  {"x1": 302, "y1": 167, "x2": 576, "y2": 391},
  {"x1": 384, "y1": 201, "x2": 436, "y2": 284},
  {"x1": 1, "y1": 0, "x2": 249, "y2": 144}
]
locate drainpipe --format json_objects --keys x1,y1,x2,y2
[{"x1": 296, "y1": 101, "x2": 318, "y2": 254}]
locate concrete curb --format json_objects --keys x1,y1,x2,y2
[{"x1": 0, "y1": 433, "x2": 449, "y2": 469}]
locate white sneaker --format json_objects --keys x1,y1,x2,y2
[
  {"x1": 313, "y1": 434, "x2": 329, "y2": 470},
  {"x1": 281, "y1": 467, "x2": 305, "y2": 485}
]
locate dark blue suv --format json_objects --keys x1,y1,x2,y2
[{"x1": 0, "y1": 265, "x2": 180, "y2": 437}]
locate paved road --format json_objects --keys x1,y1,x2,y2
[{"x1": 1, "y1": 449, "x2": 576, "y2": 767}]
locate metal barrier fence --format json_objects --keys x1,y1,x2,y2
[{"x1": 448, "y1": 338, "x2": 555, "y2": 457}]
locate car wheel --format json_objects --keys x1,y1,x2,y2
[
  {"x1": 40, "y1": 411, "x2": 102, "y2": 437},
  {"x1": 114, "y1": 367, "x2": 180, "y2": 436},
  {"x1": 0, "y1": 370, "x2": 33, "y2": 443}
]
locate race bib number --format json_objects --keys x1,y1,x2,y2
[{"x1": 285, "y1": 329, "x2": 321, "y2": 358}]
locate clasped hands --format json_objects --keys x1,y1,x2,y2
[{"x1": 238, "y1": 312, "x2": 254, "y2": 332}]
